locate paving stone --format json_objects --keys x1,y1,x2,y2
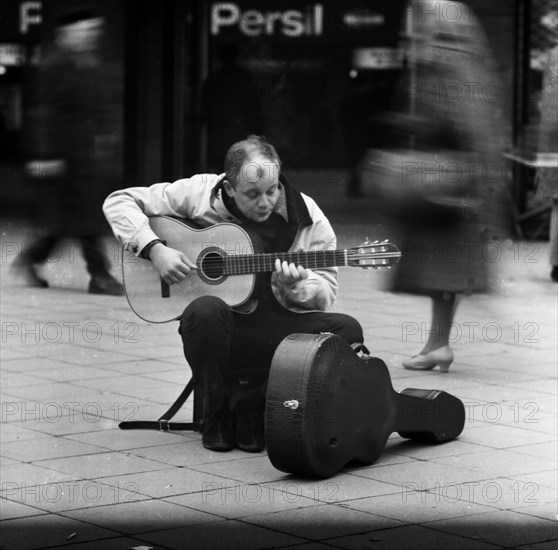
[
  {"x1": 67, "y1": 427, "x2": 194, "y2": 452},
  {"x1": 1, "y1": 478, "x2": 150, "y2": 513},
  {"x1": 38, "y1": 451, "x2": 171, "y2": 479},
  {"x1": 326, "y1": 524, "x2": 501, "y2": 549},
  {"x1": 338, "y1": 490, "x2": 496, "y2": 523},
  {"x1": 129, "y1": 438, "x2": 252, "y2": 467},
  {"x1": 425, "y1": 509, "x2": 558, "y2": 547},
  {"x1": 6, "y1": 414, "x2": 117, "y2": 437},
  {"x1": 431, "y1": 449, "x2": 557, "y2": 479},
  {"x1": 61, "y1": 498, "x2": 221, "y2": 534},
  {"x1": 513, "y1": 501, "x2": 558, "y2": 522},
  {"x1": 29, "y1": 536, "x2": 164, "y2": 550},
  {"x1": 243, "y1": 503, "x2": 402, "y2": 539},
  {"x1": 0, "y1": 422, "x2": 51, "y2": 441},
  {"x1": 138, "y1": 518, "x2": 307, "y2": 550},
  {"x1": 1, "y1": 435, "x2": 108, "y2": 462},
  {"x1": 1, "y1": 462, "x2": 81, "y2": 488},
  {"x1": 23, "y1": 364, "x2": 128, "y2": 382},
  {"x1": 191, "y1": 455, "x2": 291, "y2": 484},
  {"x1": 94, "y1": 468, "x2": 241, "y2": 499},
  {"x1": 257, "y1": 474, "x2": 403, "y2": 504},
  {"x1": 349, "y1": 458, "x2": 491, "y2": 488},
  {"x1": 0, "y1": 513, "x2": 120, "y2": 550},
  {"x1": 0, "y1": 498, "x2": 47, "y2": 520},
  {"x1": 164, "y1": 487, "x2": 320, "y2": 519},
  {"x1": 513, "y1": 470, "x2": 558, "y2": 491}
]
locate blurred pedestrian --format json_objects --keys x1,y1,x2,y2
[
  {"x1": 366, "y1": 1, "x2": 507, "y2": 371},
  {"x1": 11, "y1": 8, "x2": 123, "y2": 295},
  {"x1": 533, "y1": 8, "x2": 558, "y2": 281}
]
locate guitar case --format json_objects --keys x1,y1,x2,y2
[{"x1": 265, "y1": 333, "x2": 465, "y2": 478}]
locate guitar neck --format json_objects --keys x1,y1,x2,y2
[{"x1": 224, "y1": 250, "x2": 347, "y2": 275}]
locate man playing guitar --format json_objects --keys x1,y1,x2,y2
[{"x1": 103, "y1": 135, "x2": 364, "y2": 453}]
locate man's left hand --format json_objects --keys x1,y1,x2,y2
[{"x1": 275, "y1": 259, "x2": 309, "y2": 285}]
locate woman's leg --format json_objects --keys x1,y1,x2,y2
[
  {"x1": 420, "y1": 292, "x2": 457, "y2": 354},
  {"x1": 403, "y1": 291, "x2": 457, "y2": 371}
]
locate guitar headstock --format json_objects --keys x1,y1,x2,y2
[{"x1": 346, "y1": 239, "x2": 401, "y2": 269}]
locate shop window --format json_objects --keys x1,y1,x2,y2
[{"x1": 202, "y1": 1, "x2": 406, "y2": 169}]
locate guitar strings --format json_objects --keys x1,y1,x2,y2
[{"x1": 201, "y1": 249, "x2": 399, "y2": 275}]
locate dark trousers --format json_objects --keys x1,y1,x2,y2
[
  {"x1": 22, "y1": 235, "x2": 111, "y2": 278},
  {"x1": 179, "y1": 294, "x2": 364, "y2": 416}
]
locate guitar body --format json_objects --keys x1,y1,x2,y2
[
  {"x1": 265, "y1": 333, "x2": 465, "y2": 478},
  {"x1": 122, "y1": 217, "x2": 256, "y2": 323}
]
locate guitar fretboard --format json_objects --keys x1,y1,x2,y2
[{"x1": 223, "y1": 250, "x2": 347, "y2": 275}]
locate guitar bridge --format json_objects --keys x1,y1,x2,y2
[{"x1": 160, "y1": 278, "x2": 170, "y2": 298}]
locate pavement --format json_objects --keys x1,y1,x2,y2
[{"x1": 1, "y1": 178, "x2": 557, "y2": 549}]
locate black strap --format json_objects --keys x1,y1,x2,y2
[
  {"x1": 118, "y1": 378, "x2": 202, "y2": 432},
  {"x1": 117, "y1": 371, "x2": 267, "y2": 432},
  {"x1": 118, "y1": 419, "x2": 200, "y2": 431}
]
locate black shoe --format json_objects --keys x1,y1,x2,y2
[
  {"x1": 202, "y1": 408, "x2": 234, "y2": 452},
  {"x1": 234, "y1": 410, "x2": 265, "y2": 452},
  {"x1": 551, "y1": 266, "x2": 558, "y2": 283},
  {"x1": 89, "y1": 276, "x2": 124, "y2": 296}
]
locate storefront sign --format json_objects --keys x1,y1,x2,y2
[
  {"x1": 210, "y1": 3, "x2": 324, "y2": 37},
  {"x1": 209, "y1": 1, "x2": 405, "y2": 44}
]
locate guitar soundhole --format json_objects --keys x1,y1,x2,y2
[{"x1": 200, "y1": 252, "x2": 224, "y2": 280}]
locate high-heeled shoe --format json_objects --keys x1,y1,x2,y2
[{"x1": 402, "y1": 345, "x2": 454, "y2": 372}]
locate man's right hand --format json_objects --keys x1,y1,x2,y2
[{"x1": 148, "y1": 243, "x2": 197, "y2": 284}]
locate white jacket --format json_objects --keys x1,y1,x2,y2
[{"x1": 103, "y1": 174, "x2": 338, "y2": 313}]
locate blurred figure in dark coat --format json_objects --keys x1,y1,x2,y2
[
  {"x1": 533, "y1": 8, "x2": 558, "y2": 281},
  {"x1": 12, "y1": 8, "x2": 123, "y2": 295},
  {"x1": 366, "y1": 1, "x2": 507, "y2": 371}
]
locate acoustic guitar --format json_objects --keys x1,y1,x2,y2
[
  {"x1": 122, "y1": 216, "x2": 401, "y2": 323},
  {"x1": 265, "y1": 333, "x2": 466, "y2": 478}
]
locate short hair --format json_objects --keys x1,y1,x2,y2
[{"x1": 224, "y1": 135, "x2": 281, "y2": 188}]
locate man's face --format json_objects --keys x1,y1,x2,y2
[
  {"x1": 224, "y1": 154, "x2": 280, "y2": 223},
  {"x1": 56, "y1": 18, "x2": 104, "y2": 53}
]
